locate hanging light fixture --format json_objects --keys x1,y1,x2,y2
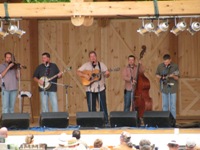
[
  {"x1": 15, "y1": 29, "x2": 26, "y2": 38},
  {"x1": 187, "y1": 18, "x2": 200, "y2": 35},
  {"x1": 0, "y1": 21, "x2": 9, "y2": 39},
  {"x1": 138, "y1": 15, "x2": 200, "y2": 36},
  {"x1": 8, "y1": 20, "x2": 26, "y2": 38},
  {"x1": 137, "y1": 19, "x2": 154, "y2": 35},
  {"x1": 154, "y1": 19, "x2": 169, "y2": 36},
  {"x1": 8, "y1": 24, "x2": 18, "y2": 34},
  {"x1": 170, "y1": 18, "x2": 187, "y2": 36}
]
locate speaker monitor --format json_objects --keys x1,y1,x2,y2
[
  {"x1": 1, "y1": 113, "x2": 30, "y2": 129},
  {"x1": 110, "y1": 111, "x2": 138, "y2": 127},
  {"x1": 143, "y1": 111, "x2": 175, "y2": 127},
  {"x1": 76, "y1": 112, "x2": 104, "y2": 128},
  {"x1": 40, "y1": 112, "x2": 69, "y2": 128}
]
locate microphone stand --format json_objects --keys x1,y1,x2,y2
[
  {"x1": 130, "y1": 77, "x2": 135, "y2": 111},
  {"x1": 89, "y1": 85, "x2": 92, "y2": 112},
  {"x1": 90, "y1": 61, "x2": 96, "y2": 112},
  {"x1": 17, "y1": 66, "x2": 22, "y2": 113},
  {"x1": 50, "y1": 81, "x2": 72, "y2": 111},
  {"x1": 129, "y1": 65, "x2": 135, "y2": 112},
  {"x1": 17, "y1": 64, "x2": 27, "y2": 113},
  {"x1": 43, "y1": 63, "x2": 49, "y2": 95}
]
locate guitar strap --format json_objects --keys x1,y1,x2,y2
[
  {"x1": 162, "y1": 63, "x2": 171, "y2": 76},
  {"x1": 45, "y1": 65, "x2": 50, "y2": 77},
  {"x1": 98, "y1": 61, "x2": 102, "y2": 81},
  {"x1": 161, "y1": 64, "x2": 171, "y2": 91}
]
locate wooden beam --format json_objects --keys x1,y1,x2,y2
[
  {"x1": 0, "y1": 1, "x2": 199, "y2": 18},
  {"x1": 29, "y1": 19, "x2": 40, "y2": 119}
]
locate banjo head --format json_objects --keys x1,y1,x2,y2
[{"x1": 38, "y1": 76, "x2": 51, "y2": 90}]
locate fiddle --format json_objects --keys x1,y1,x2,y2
[
  {"x1": 9, "y1": 54, "x2": 27, "y2": 70},
  {"x1": 9, "y1": 61, "x2": 27, "y2": 70}
]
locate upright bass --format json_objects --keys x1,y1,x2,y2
[{"x1": 132, "y1": 45, "x2": 152, "y2": 118}]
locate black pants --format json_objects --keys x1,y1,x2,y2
[{"x1": 86, "y1": 90, "x2": 108, "y2": 123}]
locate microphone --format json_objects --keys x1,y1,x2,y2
[
  {"x1": 67, "y1": 66, "x2": 72, "y2": 70},
  {"x1": 45, "y1": 62, "x2": 49, "y2": 67},
  {"x1": 43, "y1": 79, "x2": 46, "y2": 90},
  {"x1": 166, "y1": 64, "x2": 171, "y2": 69},
  {"x1": 164, "y1": 63, "x2": 171, "y2": 68},
  {"x1": 92, "y1": 61, "x2": 96, "y2": 68},
  {"x1": 129, "y1": 64, "x2": 134, "y2": 69}
]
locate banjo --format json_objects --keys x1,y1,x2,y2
[{"x1": 38, "y1": 67, "x2": 72, "y2": 90}]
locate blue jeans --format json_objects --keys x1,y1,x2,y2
[
  {"x1": 124, "y1": 90, "x2": 134, "y2": 112},
  {"x1": 1, "y1": 89, "x2": 17, "y2": 113},
  {"x1": 40, "y1": 91, "x2": 58, "y2": 112},
  {"x1": 86, "y1": 90, "x2": 108, "y2": 123},
  {"x1": 162, "y1": 92, "x2": 176, "y2": 119}
]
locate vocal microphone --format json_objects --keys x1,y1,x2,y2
[
  {"x1": 67, "y1": 66, "x2": 72, "y2": 70},
  {"x1": 164, "y1": 63, "x2": 171, "y2": 68},
  {"x1": 92, "y1": 61, "x2": 96, "y2": 68},
  {"x1": 128, "y1": 64, "x2": 134, "y2": 69},
  {"x1": 45, "y1": 62, "x2": 49, "y2": 67}
]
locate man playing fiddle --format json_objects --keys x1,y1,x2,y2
[{"x1": 0, "y1": 52, "x2": 18, "y2": 113}]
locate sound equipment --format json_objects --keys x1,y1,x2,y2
[
  {"x1": 110, "y1": 111, "x2": 138, "y2": 127},
  {"x1": 76, "y1": 112, "x2": 104, "y2": 128},
  {"x1": 143, "y1": 111, "x2": 175, "y2": 127},
  {"x1": 1, "y1": 113, "x2": 30, "y2": 129},
  {"x1": 40, "y1": 112, "x2": 69, "y2": 128}
]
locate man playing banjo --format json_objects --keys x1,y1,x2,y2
[{"x1": 33, "y1": 52, "x2": 62, "y2": 112}]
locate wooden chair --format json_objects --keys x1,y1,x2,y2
[{"x1": 19, "y1": 91, "x2": 34, "y2": 123}]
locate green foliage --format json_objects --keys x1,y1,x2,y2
[
  {"x1": 23, "y1": 0, "x2": 176, "y2": 3},
  {"x1": 23, "y1": 0, "x2": 70, "y2": 3}
]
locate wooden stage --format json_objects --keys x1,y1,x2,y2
[
  {"x1": 7, "y1": 128, "x2": 200, "y2": 138},
  {"x1": 8, "y1": 115, "x2": 200, "y2": 135},
  {"x1": 8, "y1": 127, "x2": 200, "y2": 135}
]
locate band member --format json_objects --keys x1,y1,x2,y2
[
  {"x1": 122, "y1": 55, "x2": 144, "y2": 112},
  {"x1": 156, "y1": 54, "x2": 179, "y2": 119},
  {"x1": 77, "y1": 51, "x2": 110, "y2": 124},
  {"x1": 33, "y1": 52, "x2": 62, "y2": 112},
  {"x1": 0, "y1": 52, "x2": 18, "y2": 113}
]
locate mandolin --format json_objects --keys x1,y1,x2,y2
[
  {"x1": 81, "y1": 67, "x2": 120, "y2": 86},
  {"x1": 161, "y1": 70, "x2": 179, "y2": 86},
  {"x1": 38, "y1": 67, "x2": 72, "y2": 90}
]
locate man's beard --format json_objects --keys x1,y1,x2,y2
[{"x1": 6, "y1": 60, "x2": 12, "y2": 64}]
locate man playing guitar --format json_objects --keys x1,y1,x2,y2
[
  {"x1": 33, "y1": 52, "x2": 62, "y2": 112},
  {"x1": 77, "y1": 51, "x2": 110, "y2": 124}
]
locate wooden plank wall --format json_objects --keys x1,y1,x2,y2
[
  {"x1": 37, "y1": 19, "x2": 178, "y2": 117},
  {"x1": 178, "y1": 18, "x2": 200, "y2": 116},
  {"x1": 0, "y1": 18, "x2": 200, "y2": 119}
]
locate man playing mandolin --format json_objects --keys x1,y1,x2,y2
[
  {"x1": 156, "y1": 54, "x2": 179, "y2": 120},
  {"x1": 77, "y1": 51, "x2": 110, "y2": 124},
  {"x1": 33, "y1": 52, "x2": 62, "y2": 112}
]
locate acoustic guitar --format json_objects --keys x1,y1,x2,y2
[
  {"x1": 81, "y1": 67, "x2": 120, "y2": 86},
  {"x1": 38, "y1": 67, "x2": 72, "y2": 90}
]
